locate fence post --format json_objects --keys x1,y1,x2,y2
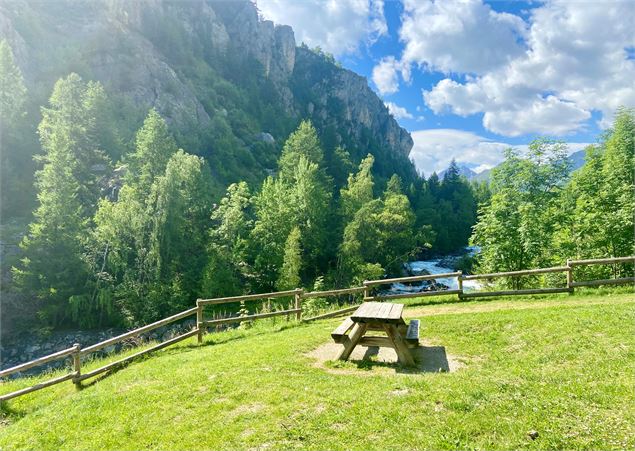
[
  {"x1": 363, "y1": 281, "x2": 370, "y2": 301},
  {"x1": 196, "y1": 299, "x2": 203, "y2": 344},
  {"x1": 294, "y1": 288, "x2": 303, "y2": 321},
  {"x1": 457, "y1": 271, "x2": 464, "y2": 299},
  {"x1": 566, "y1": 260, "x2": 574, "y2": 293},
  {"x1": 71, "y1": 343, "x2": 81, "y2": 387}
]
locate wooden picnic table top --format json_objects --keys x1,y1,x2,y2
[{"x1": 351, "y1": 302, "x2": 405, "y2": 324}]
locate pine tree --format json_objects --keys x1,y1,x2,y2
[
  {"x1": 0, "y1": 39, "x2": 30, "y2": 218},
  {"x1": 127, "y1": 108, "x2": 178, "y2": 195},
  {"x1": 277, "y1": 120, "x2": 324, "y2": 181},
  {"x1": 14, "y1": 74, "x2": 108, "y2": 325},
  {"x1": 340, "y1": 154, "x2": 374, "y2": 221}
]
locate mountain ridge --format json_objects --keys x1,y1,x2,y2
[{"x1": 0, "y1": 0, "x2": 415, "y2": 198}]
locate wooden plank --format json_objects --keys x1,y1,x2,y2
[
  {"x1": 462, "y1": 266, "x2": 569, "y2": 280},
  {"x1": 303, "y1": 287, "x2": 365, "y2": 298},
  {"x1": 373, "y1": 289, "x2": 462, "y2": 301},
  {"x1": 359, "y1": 336, "x2": 393, "y2": 347},
  {"x1": 336, "y1": 323, "x2": 367, "y2": 361},
  {"x1": 0, "y1": 346, "x2": 78, "y2": 378},
  {"x1": 202, "y1": 308, "x2": 301, "y2": 327},
  {"x1": 331, "y1": 318, "x2": 355, "y2": 343},
  {"x1": 375, "y1": 302, "x2": 394, "y2": 320},
  {"x1": 405, "y1": 320, "x2": 420, "y2": 345},
  {"x1": 351, "y1": 301, "x2": 373, "y2": 320},
  {"x1": 386, "y1": 303, "x2": 404, "y2": 321},
  {"x1": 383, "y1": 324, "x2": 415, "y2": 366},
  {"x1": 569, "y1": 256, "x2": 635, "y2": 266},
  {"x1": 198, "y1": 289, "x2": 298, "y2": 305},
  {"x1": 351, "y1": 302, "x2": 406, "y2": 324},
  {"x1": 571, "y1": 277, "x2": 635, "y2": 287},
  {"x1": 81, "y1": 307, "x2": 197, "y2": 355},
  {"x1": 461, "y1": 287, "x2": 571, "y2": 298},
  {"x1": 0, "y1": 373, "x2": 75, "y2": 402},
  {"x1": 352, "y1": 302, "x2": 382, "y2": 322},
  {"x1": 78, "y1": 329, "x2": 198, "y2": 382},
  {"x1": 364, "y1": 272, "x2": 462, "y2": 286},
  {"x1": 302, "y1": 305, "x2": 360, "y2": 322}
]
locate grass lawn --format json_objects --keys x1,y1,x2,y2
[{"x1": 1, "y1": 289, "x2": 633, "y2": 450}]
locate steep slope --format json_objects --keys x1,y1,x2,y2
[{"x1": 0, "y1": 0, "x2": 415, "y2": 200}]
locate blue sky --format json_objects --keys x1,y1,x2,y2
[{"x1": 258, "y1": 0, "x2": 635, "y2": 175}]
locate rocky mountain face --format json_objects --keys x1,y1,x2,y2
[{"x1": 0, "y1": 0, "x2": 414, "y2": 187}]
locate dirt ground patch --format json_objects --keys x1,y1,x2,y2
[{"x1": 306, "y1": 340, "x2": 467, "y2": 375}]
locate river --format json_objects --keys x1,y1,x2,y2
[{"x1": 388, "y1": 246, "x2": 482, "y2": 294}]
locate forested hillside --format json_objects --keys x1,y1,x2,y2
[
  {"x1": 1, "y1": 1, "x2": 632, "y2": 337},
  {"x1": 0, "y1": 0, "x2": 480, "y2": 334}
]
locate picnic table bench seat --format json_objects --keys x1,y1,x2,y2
[{"x1": 331, "y1": 317, "x2": 355, "y2": 343}]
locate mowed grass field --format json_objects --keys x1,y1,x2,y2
[{"x1": 1, "y1": 289, "x2": 633, "y2": 450}]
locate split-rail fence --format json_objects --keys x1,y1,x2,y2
[{"x1": 1, "y1": 255, "x2": 633, "y2": 402}]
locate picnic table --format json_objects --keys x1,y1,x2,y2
[{"x1": 331, "y1": 302, "x2": 419, "y2": 366}]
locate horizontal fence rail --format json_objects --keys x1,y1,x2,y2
[
  {"x1": 2, "y1": 255, "x2": 633, "y2": 403},
  {"x1": 462, "y1": 266, "x2": 569, "y2": 280},
  {"x1": 364, "y1": 271, "x2": 462, "y2": 286}
]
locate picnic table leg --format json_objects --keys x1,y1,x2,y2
[
  {"x1": 383, "y1": 324, "x2": 415, "y2": 367},
  {"x1": 336, "y1": 323, "x2": 368, "y2": 361}
]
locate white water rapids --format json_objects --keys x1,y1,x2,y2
[{"x1": 388, "y1": 246, "x2": 482, "y2": 294}]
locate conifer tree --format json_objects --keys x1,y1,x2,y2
[{"x1": 14, "y1": 74, "x2": 108, "y2": 325}]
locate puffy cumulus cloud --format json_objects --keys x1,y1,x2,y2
[
  {"x1": 385, "y1": 101, "x2": 413, "y2": 120},
  {"x1": 422, "y1": 0, "x2": 635, "y2": 136},
  {"x1": 482, "y1": 96, "x2": 591, "y2": 137},
  {"x1": 410, "y1": 129, "x2": 593, "y2": 175},
  {"x1": 372, "y1": 56, "x2": 400, "y2": 95},
  {"x1": 409, "y1": 129, "x2": 511, "y2": 175},
  {"x1": 400, "y1": 0, "x2": 527, "y2": 75},
  {"x1": 257, "y1": 0, "x2": 387, "y2": 56}
]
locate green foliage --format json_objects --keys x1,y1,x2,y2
[
  {"x1": 340, "y1": 154, "x2": 374, "y2": 221},
  {"x1": 91, "y1": 111, "x2": 213, "y2": 325},
  {"x1": 277, "y1": 120, "x2": 324, "y2": 181},
  {"x1": 472, "y1": 140, "x2": 572, "y2": 287},
  {"x1": 13, "y1": 74, "x2": 109, "y2": 326},
  {"x1": 0, "y1": 39, "x2": 34, "y2": 218},
  {"x1": 0, "y1": 39, "x2": 26, "y2": 127},
  {"x1": 552, "y1": 108, "x2": 635, "y2": 279},
  {"x1": 203, "y1": 182, "x2": 253, "y2": 297},
  {"x1": 276, "y1": 226, "x2": 302, "y2": 291},
  {"x1": 127, "y1": 108, "x2": 178, "y2": 195}
]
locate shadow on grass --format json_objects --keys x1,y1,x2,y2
[
  {"x1": 356, "y1": 346, "x2": 450, "y2": 373},
  {"x1": 323, "y1": 345, "x2": 453, "y2": 374},
  {"x1": 0, "y1": 401, "x2": 27, "y2": 423}
]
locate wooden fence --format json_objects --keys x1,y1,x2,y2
[{"x1": 1, "y1": 255, "x2": 633, "y2": 402}]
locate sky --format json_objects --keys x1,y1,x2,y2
[{"x1": 256, "y1": 0, "x2": 635, "y2": 176}]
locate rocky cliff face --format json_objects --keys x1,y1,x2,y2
[{"x1": 0, "y1": 0, "x2": 413, "y2": 182}]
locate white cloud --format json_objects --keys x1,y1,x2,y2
[
  {"x1": 385, "y1": 101, "x2": 413, "y2": 119},
  {"x1": 420, "y1": 0, "x2": 635, "y2": 136},
  {"x1": 372, "y1": 56, "x2": 400, "y2": 95},
  {"x1": 409, "y1": 128, "x2": 592, "y2": 175},
  {"x1": 409, "y1": 129, "x2": 511, "y2": 175},
  {"x1": 399, "y1": 0, "x2": 527, "y2": 75},
  {"x1": 374, "y1": 0, "x2": 634, "y2": 136},
  {"x1": 257, "y1": 0, "x2": 387, "y2": 56}
]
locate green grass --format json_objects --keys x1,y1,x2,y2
[{"x1": 1, "y1": 289, "x2": 633, "y2": 450}]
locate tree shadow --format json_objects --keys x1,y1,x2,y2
[{"x1": 0, "y1": 401, "x2": 27, "y2": 423}]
